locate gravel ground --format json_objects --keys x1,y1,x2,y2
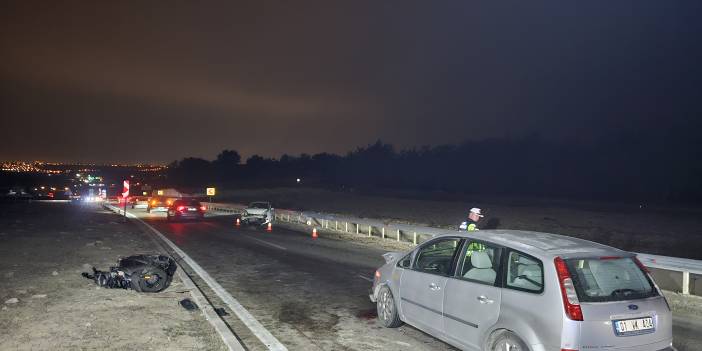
[{"x1": 0, "y1": 201, "x2": 225, "y2": 351}]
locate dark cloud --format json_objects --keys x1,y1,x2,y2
[{"x1": 2, "y1": 1, "x2": 701, "y2": 163}]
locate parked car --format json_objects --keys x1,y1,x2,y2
[
  {"x1": 240, "y1": 201, "x2": 273, "y2": 226},
  {"x1": 147, "y1": 196, "x2": 174, "y2": 213},
  {"x1": 166, "y1": 199, "x2": 205, "y2": 221},
  {"x1": 128, "y1": 196, "x2": 149, "y2": 209},
  {"x1": 370, "y1": 229, "x2": 674, "y2": 351}
]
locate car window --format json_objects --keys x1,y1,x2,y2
[
  {"x1": 397, "y1": 254, "x2": 412, "y2": 268},
  {"x1": 458, "y1": 241, "x2": 501, "y2": 285},
  {"x1": 414, "y1": 238, "x2": 461, "y2": 276},
  {"x1": 250, "y1": 203, "x2": 268, "y2": 209},
  {"x1": 505, "y1": 251, "x2": 543, "y2": 293},
  {"x1": 566, "y1": 257, "x2": 656, "y2": 302}
]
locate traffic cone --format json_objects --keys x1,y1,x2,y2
[
  {"x1": 266, "y1": 222, "x2": 272, "y2": 232},
  {"x1": 312, "y1": 228, "x2": 318, "y2": 239},
  {"x1": 235, "y1": 218, "x2": 240, "y2": 227}
]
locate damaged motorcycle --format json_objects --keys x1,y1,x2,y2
[{"x1": 82, "y1": 254, "x2": 177, "y2": 293}]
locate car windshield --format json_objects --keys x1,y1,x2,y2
[
  {"x1": 566, "y1": 257, "x2": 657, "y2": 302},
  {"x1": 249, "y1": 203, "x2": 268, "y2": 209}
]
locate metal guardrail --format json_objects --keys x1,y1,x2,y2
[
  {"x1": 204, "y1": 202, "x2": 702, "y2": 295},
  {"x1": 637, "y1": 254, "x2": 702, "y2": 295}
]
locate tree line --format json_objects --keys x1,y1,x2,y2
[{"x1": 167, "y1": 134, "x2": 702, "y2": 204}]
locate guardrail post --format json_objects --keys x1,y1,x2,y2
[
  {"x1": 413, "y1": 232, "x2": 417, "y2": 245},
  {"x1": 382, "y1": 227, "x2": 385, "y2": 239},
  {"x1": 682, "y1": 271, "x2": 691, "y2": 295},
  {"x1": 345, "y1": 222, "x2": 348, "y2": 232},
  {"x1": 397, "y1": 229, "x2": 400, "y2": 242},
  {"x1": 335, "y1": 221, "x2": 338, "y2": 231},
  {"x1": 368, "y1": 225, "x2": 372, "y2": 237}
]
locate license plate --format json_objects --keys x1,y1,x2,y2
[
  {"x1": 614, "y1": 317, "x2": 654, "y2": 336},
  {"x1": 188, "y1": 208, "x2": 197, "y2": 211}
]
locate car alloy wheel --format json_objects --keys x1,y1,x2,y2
[
  {"x1": 492, "y1": 332, "x2": 528, "y2": 351},
  {"x1": 379, "y1": 289, "x2": 393, "y2": 321},
  {"x1": 376, "y1": 286, "x2": 402, "y2": 327}
]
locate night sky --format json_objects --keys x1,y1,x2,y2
[{"x1": 2, "y1": 1, "x2": 701, "y2": 163}]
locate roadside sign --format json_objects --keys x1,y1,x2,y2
[
  {"x1": 122, "y1": 180, "x2": 130, "y2": 198},
  {"x1": 206, "y1": 187, "x2": 216, "y2": 196}
]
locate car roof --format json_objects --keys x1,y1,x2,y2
[{"x1": 434, "y1": 229, "x2": 627, "y2": 259}]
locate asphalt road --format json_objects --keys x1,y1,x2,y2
[
  {"x1": 120, "y1": 205, "x2": 702, "y2": 351},
  {"x1": 129, "y1": 207, "x2": 456, "y2": 350}
]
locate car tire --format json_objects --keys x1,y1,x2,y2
[
  {"x1": 490, "y1": 331, "x2": 529, "y2": 351},
  {"x1": 131, "y1": 267, "x2": 169, "y2": 293},
  {"x1": 377, "y1": 286, "x2": 403, "y2": 328}
]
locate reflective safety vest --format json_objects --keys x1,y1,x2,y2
[{"x1": 460, "y1": 220, "x2": 479, "y2": 231}]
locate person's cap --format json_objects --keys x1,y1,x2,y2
[{"x1": 470, "y1": 208, "x2": 484, "y2": 217}]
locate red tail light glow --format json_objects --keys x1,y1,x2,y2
[
  {"x1": 177, "y1": 206, "x2": 185, "y2": 212},
  {"x1": 200, "y1": 206, "x2": 207, "y2": 211},
  {"x1": 554, "y1": 257, "x2": 583, "y2": 321}
]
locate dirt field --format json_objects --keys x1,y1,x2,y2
[
  {"x1": 220, "y1": 187, "x2": 702, "y2": 260},
  {"x1": 0, "y1": 201, "x2": 225, "y2": 351}
]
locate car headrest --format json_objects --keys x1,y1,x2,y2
[{"x1": 471, "y1": 251, "x2": 492, "y2": 269}]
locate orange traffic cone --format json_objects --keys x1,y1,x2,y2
[
  {"x1": 266, "y1": 222, "x2": 272, "y2": 232},
  {"x1": 312, "y1": 228, "x2": 318, "y2": 239},
  {"x1": 235, "y1": 218, "x2": 240, "y2": 226}
]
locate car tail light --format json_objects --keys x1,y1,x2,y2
[
  {"x1": 554, "y1": 257, "x2": 583, "y2": 321},
  {"x1": 166, "y1": 200, "x2": 172, "y2": 205},
  {"x1": 151, "y1": 200, "x2": 156, "y2": 205},
  {"x1": 374, "y1": 270, "x2": 381, "y2": 283},
  {"x1": 177, "y1": 206, "x2": 185, "y2": 212},
  {"x1": 200, "y1": 206, "x2": 206, "y2": 211}
]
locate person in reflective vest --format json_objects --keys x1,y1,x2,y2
[{"x1": 459, "y1": 207, "x2": 483, "y2": 231}]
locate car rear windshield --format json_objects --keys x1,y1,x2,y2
[
  {"x1": 565, "y1": 257, "x2": 657, "y2": 302},
  {"x1": 249, "y1": 203, "x2": 268, "y2": 209}
]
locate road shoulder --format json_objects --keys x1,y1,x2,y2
[{"x1": 0, "y1": 202, "x2": 225, "y2": 350}]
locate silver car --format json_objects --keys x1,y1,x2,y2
[{"x1": 370, "y1": 230, "x2": 675, "y2": 351}]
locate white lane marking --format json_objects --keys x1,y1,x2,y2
[
  {"x1": 107, "y1": 205, "x2": 288, "y2": 351},
  {"x1": 247, "y1": 236, "x2": 287, "y2": 251},
  {"x1": 357, "y1": 275, "x2": 373, "y2": 282}
]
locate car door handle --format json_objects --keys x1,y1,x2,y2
[
  {"x1": 429, "y1": 283, "x2": 441, "y2": 291},
  {"x1": 477, "y1": 295, "x2": 494, "y2": 304}
]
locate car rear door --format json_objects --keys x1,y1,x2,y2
[
  {"x1": 399, "y1": 237, "x2": 463, "y2": 336},
  {"x1": 443, "y1": 240, "x2": 503, "y2": 350}
]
